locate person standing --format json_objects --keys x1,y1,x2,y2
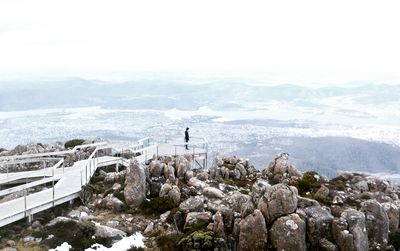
[{"x1": 185, "y1": 127, "x2": 189, "y2": 150}]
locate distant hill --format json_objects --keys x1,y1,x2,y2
[
  {"x1": 234, "y1": 136, "x2": 400, "y2": 178},
  {"x1": 1, "y1": 80, "x2": 400, "y2": 111}
]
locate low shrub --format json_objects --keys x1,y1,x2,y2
[
  {"x1": 64, "y1": 139, "x2": 85, "y2": 149},
  {"x1": 139, "y1": 196, "x2": 177, "y2": 215},
  {"x1": 177, "y1": 230, "x2": 226, "y2": 251},
  {"x1": 290, "y1": 171, "x2": 322, "y2": 196},
  {"x1": 389, "y1": 230, "x2": 400, "y2": 250},
  {"x1": 38, "y1": 220, "x2": 110, "y2": 250}
]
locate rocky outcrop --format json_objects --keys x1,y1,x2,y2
[
  {"x1": 124, "y1": 159, "x2": 146, "y2": 208},
  {"x1": 4, "y1": 148, "x2": 400, "y2": 251},
  {"x1": 210, "y1": 155, "x2": 257, "y2": 181},
  {"x1": 264, "y1": 152, "x2": 302, "y2": 183}
]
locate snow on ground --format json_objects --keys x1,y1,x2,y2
[
  {"x1": 85, "y1": 232, "x2": 145, "y2": 251},
  {"x1": 49, "y1": 242, "x2": 72, "y2": 251},
  {"x1": 48, "y1": 233, "x2": 145, "y2": 251}
]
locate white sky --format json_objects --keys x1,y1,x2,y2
[{"x1": 0, "y1": 0, "x2": 399, "y2": 84}]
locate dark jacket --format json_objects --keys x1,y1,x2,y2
[{"x1": 185, "y1": 130, "x2": 189, "y2": 141}]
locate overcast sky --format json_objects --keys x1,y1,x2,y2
[{"x1": 0, "y1": 0, "x2": 399, "y2": 84}]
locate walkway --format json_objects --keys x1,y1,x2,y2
[{"x1": 0, "y1": 137, "x2": 207, "y2": 227}]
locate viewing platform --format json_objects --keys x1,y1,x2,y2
[{"x1": 0, "y1": 136, "x2": 208, "y2": 227}]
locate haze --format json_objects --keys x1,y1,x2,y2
[{"x1": 0, "y1": 0, "x2": 400, "y2": 84}]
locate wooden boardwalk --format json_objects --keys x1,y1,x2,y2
[{"x1": 0, "y1": 139, "x2": 207, "y2": 227}]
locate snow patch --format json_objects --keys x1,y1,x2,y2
[
  {"x1": 49, "y1": 242, "x2": 72, "y2": 251},
  {"x1": 85, "y1": 232, "x2": 145, "y2": 251}
]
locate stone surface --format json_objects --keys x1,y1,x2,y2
[
  {"x1": 168, "y1": 185, "x2": 181, "y2": 204},
  {"x1": 179, "y1": 196, "x2": 205, "y2": 212},
  {"x1": 304, "y1": 206, "x2": 334, "y2": 247},
  {"x1": 332, "y1": 209, "x2": 369, "y2": 251},
  {"x1": 202, "y1": 187, "x2": 225, "y2": 199},
  {"x1": 212, "y1": 211, "x2": 226, "y2": 239},
  {"x1": 361, "y1": 200, "x2": 389, "y2": 250},
  {"x1": 265, "y1": 153, "x2": 302, "y2": 182},
  {"x1": 270, "y1": 213, "x2": 306, "y2": 251},
  {"x1": 382, "y1": 202, "x2": 400, "y2": 233},
  {"x1": 184, "y1": 212, "x2": 212, "y2": 230},
  {"x1": 237, "y1": 209, "x2": 268, "y2": 251},
  {"x1": 94, "y1": 224, "x2": 127, "y2": 240},
  {"x1": 124, "y1": 159, "x2": 146, "y2": 208},
  {"x1": 257, "y1": 183, "x2": 298, "y2": 223},
  {"x1": 251, "y1": 178, "x2": 270, "y2": 204}
]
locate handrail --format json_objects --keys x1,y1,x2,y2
[
  {"x1": 164, "y1": 135, "x2": 208, "y2": 144},
  {"x1": 0, "y1": 142, "x2": 108, "y2": 161},
  {"x1": 0, "y1": 136, "x2": 209, "y2": 227},
  {"x1": 0, "y1": 144, "x2": 111, "y2": 226}
]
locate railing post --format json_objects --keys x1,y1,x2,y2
[
  {"x1": 24, "y1": 189, "x2": 27, "y2": 220},
  {"x1": 85, "y1": 164, "x2": 87, "y2": 185},
  {"x1": 52, "y1": 166, "x2": 55, "y2": 208},
  {"x1": 156, "y1": 145, "x2": 159, "y2": 159},
  {"x1": 193, "y1": 147, "x2": 195, "y2": 169},
  {"x1": 89, "y1": 156, "x2": 92, "y2": 178}
]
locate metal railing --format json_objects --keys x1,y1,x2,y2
[
  {"x1": 0, "y1": 142, "x2": 112, "y2": 227},
  {"x1": 0, "y1": 136, "x2": 209, "y2": 227}
]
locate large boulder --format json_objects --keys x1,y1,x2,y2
[
  {"x1": 332, "y1": 209, "x2": 369, "y2": 251},
  {"x1": 202, "y1": 187, "x2": 225, "y2": 199},
  {"x1": 382, "y1": 202, "x2": 400, "y2": 233},
  {"x1": 304, "y1": 206, "x2": 334, "y2": 247},
  {"x1": 212, "y1": 211, "x2": 226, "y2": 239},
  {"x1": 257, "y1": 183, "x2": 298, "y2": 223},
  {"x1": 148, "y1": 160, "x2": 163, "y2": 178},
  {"x1": 237, "y1": 209, "x2": 268, "y2": 251},
  {"x1": 176, "y1": 155, "x2": 191, "y2": 179},
  {"x1": 361, "y1": 200, "x2": 389, "y2": 249},
  {"x1": 159, "y1": 183, "x2": 172, "y2": 197},
  {"x1": 251, "y1": 178, "x2": 270, "y2": 204},
  {"x1": 187, "y1": 177, "x2": 208, "y2": 190},
  {"x1": 168, "y1": 185, "x2": 181, "y2": 204},
  {"x1": 270, "y1": 213, "x2": 306, "y2": 251},
  {"x1": 179, "y1": 196, "x2": 205, "y2": 212},
  {"x1": 94, "y1": 224, "x2": 126, "y2": 241},
  {"x1": 184, "y1": 212, "x2": 212, "y2": 231},
  {"x1": 227, "y1": 192, "x2": 252, "y2": 213},
  {"x1": 240, "y1": 199, "x2": 255, "y2": 218},
  {"x1": 124, "y1": 159, "x2": 146, "y2": 208},
  {"x1": 101, "y1": 194, "x2": 125, "y2": 212}
]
